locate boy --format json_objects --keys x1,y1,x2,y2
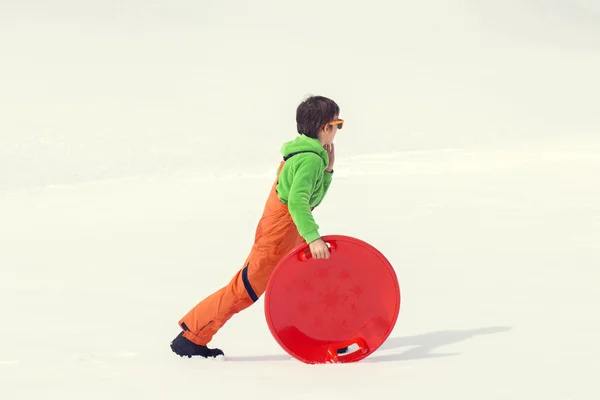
[{"x1": 170, "y1": 95, "x2": 344, "y2": 358}]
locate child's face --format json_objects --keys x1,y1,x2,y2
[{"x1": 320, "y1": 116, "x2": 342, "y2": 145}]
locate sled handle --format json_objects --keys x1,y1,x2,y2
[
  {"x1": 326, "y1": 337, "x2": 370, "y2": 363},
  {"x1": 298, "y1": 240, "x2": 338, "y2": 261}
]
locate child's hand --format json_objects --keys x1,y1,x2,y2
[
  {"x1": 324, "y1": 143, "x2": 335, "y2": 172},
  {"x1": 309, "y1": 238, "x2": 330, "y2": 259}
]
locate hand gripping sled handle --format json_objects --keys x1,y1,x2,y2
[
  {"x1": 298, "y1": 240, "x2": 338, "y2": 261},
  {"x1": 326, "y1": 337, "x2": 370, "y2": 363}
]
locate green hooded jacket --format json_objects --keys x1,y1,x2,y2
[{"x1": 276, "y1": 134, "x2": 333, "y2": 244}]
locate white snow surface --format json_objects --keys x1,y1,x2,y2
[{"x1": 1, "y1": 1, "x2": 600, "y2": 399}]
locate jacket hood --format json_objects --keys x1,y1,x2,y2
[{"x1": 280, "y1": 134, "x2": 329, "y2": 165}]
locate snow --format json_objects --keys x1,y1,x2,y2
[{"x1": 1, "y1": 1, "x2": 600, "y2": 399}]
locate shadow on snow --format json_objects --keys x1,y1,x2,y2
[{"x1": 225, "y1": 326, "x2": 512, "y2": 363}]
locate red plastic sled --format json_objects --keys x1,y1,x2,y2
[{"x1": 264, "y1": 235, "x2": 400, "y2": 364}]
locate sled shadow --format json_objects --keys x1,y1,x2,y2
[
  {"x1": 364, "y1": 326, "x2": 512, "y2": 363},
  {"x1": 227, "y1": 326, "x2": 511, "y2": 363}
]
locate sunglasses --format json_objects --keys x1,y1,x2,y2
[{"x1": 326, "y1": 119, "x2": 344, "y2": 129}]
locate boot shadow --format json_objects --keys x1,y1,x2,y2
[{"x1": 225, "y1": 354, "x2": 292, "y2": 362}]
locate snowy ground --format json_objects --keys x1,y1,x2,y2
[
  {"x1": 2, "y1": 136, "x2": 599, "y2": 399},
  {"x1": 2, "y1": 1, "x2": 600, "y2": 399}
]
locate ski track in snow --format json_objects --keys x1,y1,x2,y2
[{"x1": 4, "y1": 137, "x2": 597, "y2": 193}]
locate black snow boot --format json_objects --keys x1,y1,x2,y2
[{"x1": 170, "y1": 332, "x2": 224, "y2": 358}]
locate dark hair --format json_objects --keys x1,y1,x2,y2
[{"x1": 296, "y1": 95, "x2": 340, "y2": 138}]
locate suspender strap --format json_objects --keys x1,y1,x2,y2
[{"x1": 283, "y1": 150, "x2": 319, "y2": 161}]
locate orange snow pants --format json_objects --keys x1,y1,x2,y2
[{"x1": 178, "y1": 161, "x2": 305, "y2": 346}]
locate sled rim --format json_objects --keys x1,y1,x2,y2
[{"x1": 264, "y1": 234, "x2": 401, "y2": 364}]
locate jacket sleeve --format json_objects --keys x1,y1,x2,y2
[
  {"x1": 312, "y1": 169, "x2": 333, "y2": 208},
  {"x1": 287, "y1": 156, "x2": 323, "y2": 244}
]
